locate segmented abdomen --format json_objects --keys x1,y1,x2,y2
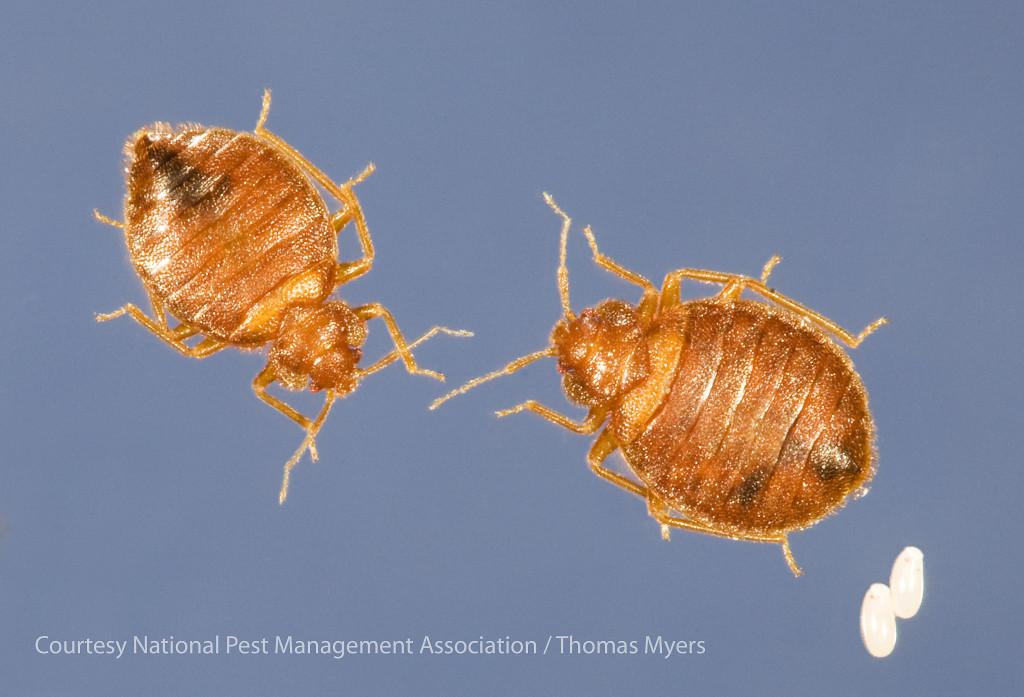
[
  {"x1": 622, "y1": 299, "x2": 873, "y2": 534},
  {"x1": 123, "y1": 127, "x2": 335, "y2": 341}
]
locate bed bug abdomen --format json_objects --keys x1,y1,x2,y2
[
  {"x1": 123, "y1": 125, "x2": 336, "y2": 343},
  {"x1": 622, "y1": 299, "x2": 873, "y2": 535}
]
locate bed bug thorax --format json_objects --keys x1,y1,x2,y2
[
  {"x1": 431, "y1": 194, "x2": 886, "y2": 576},
  {"x1": 95, "y1": 90, "x2": 470, "y2": 503}
]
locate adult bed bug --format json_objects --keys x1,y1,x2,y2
[
  {"x1": 431, "y1": 195, "x2": 885, "y2": 576},
  {"x1": 95, "y1": 90, "x2": 469, "y2": 503}
]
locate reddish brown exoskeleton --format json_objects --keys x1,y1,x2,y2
[
  {"x1": 95, "y1": 90, "x2": 469, "y2": 503},
  {"x1": 432, "y1": 195, "x2": 886, "y2": 575}
]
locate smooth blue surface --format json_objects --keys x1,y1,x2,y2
[{"x1": 2, "y1": 1, "x2": 1021, "y2": 694}]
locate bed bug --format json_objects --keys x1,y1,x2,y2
[
  {"x1": 94, "y1": 90, "x2": 470, "y2": 504},
  {"x1": 431, "y1": 194, "x2": 886, "y2": 576}
]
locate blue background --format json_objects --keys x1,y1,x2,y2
[{"x1": 2, "y1": 1, "x2": 1021, "y2": 694}]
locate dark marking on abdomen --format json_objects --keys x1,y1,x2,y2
[
  {"x1": 812, "y1": 446, "x2": 857, "y2": 481},
  {"x1": 731, "y1": 466, "x2": 771, "y2": 507},
  {"x1": 151, "y1": 139, "x2": 232, "y2": 215}
]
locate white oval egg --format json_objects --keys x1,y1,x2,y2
[
  {"x1": 890, "y1": 546, "x2": 924, "y2": 619},
  {"x1": 860, "y1": 582, "x2": 898, "y2": 658}
]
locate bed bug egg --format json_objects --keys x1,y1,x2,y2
[
  {"x1": 889, "y1": 546, "x2": 924, "y2": 619},
  {"x1": 95, "y1": 90, "x2": 470, "y2": 503},
  {"x1": 431, "y1": 194, "x2": 886, "y2": 576},
  {"x1": 860, "y1": 582, "x2": 898, "y2": 658}
]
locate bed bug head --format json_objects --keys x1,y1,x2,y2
[
  {"x1": 268, "y1": 302, "x2": 368, "y2": 395},
  {"x1": 429, "y1": 193, "x2": 648, "y2": 411},
  {"x1": 546, "y1": 193, "x2": 649, "y2": 406},
  {"x1": 550, "y1": 300, "x2": 649, "y2": 407}
]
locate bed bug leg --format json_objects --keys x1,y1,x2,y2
[
  {"x1": 579, "y1": 223, "x2": 660, "y2": 322},
  {"x1": 587, "y1": 429, "x2": 649, "y2": 498},
  {"x1": 141, "y1": 288, "x2": 178, "y2": 331},
  {"x1": 252, "y1": 367, "x2": 339, "y2": 504},
  {"x1": 660, "y1": 266, "x2": 887, "y2": 348},
  {"x1": 495, "y1": 402, "x2": 606, "y2": 434},
  {"x1": 256, "y1": 87, "x2": 272, "y2": 131},
  {"x1": 587, "y1": 433, "x2": 663, "y2": 532},
  {"x1": 647, "y1": 500, "x2": 805, "y2": 577},
  {"x1": 714, "y1": 255, "x2": 781, "y2": 301},
  {"x1": 853, "y1": 316, "x2": 889, "y2": 344},
  {"x1": 278, "y1": 391, "x2": 335, "y2": 504},
  {"x1": 746, "y1": 281, "x2": 887, "y2": 348},
  {"x1": 93, "y1": 209, "x2": 124, "y2": 229},
  {"x1": 643, "y1": 498, "x2": 675, "y2": 541},
  {"x1": 659, "y1": 267, "x2": 763, "y2": 304},
  {"x1": 96, "y1": 304, "x2": 225, "y2": 358},
  {"x1": 645, "y1": 497, "x2": 672, "y2": 541},
  {"x1": 353, "y1": 303, "x2": 451, "y2": 381},
  {"x1": 359, "y1": 326, "x2": 473, "y2": 378},
  {"x1": 780, "y1": 537, "x2": 802, "y2": 577},
  {"x1": 329, "y1": 171, "x2": 377, "y2": 287},
  {"x1": 725, "y1": 272, "x2": 888, "y2": 347},
  {"x1": 660, "y1": 267, "x2": 738, "y2": 308},
  {"x1": 253, "y1": 367, "x2": 320, "y2": 437},
  {"x1": 254, "y1": 89, "x2": 379, "y2": 291},
  {"x1": 760, "y1": 255, "x2": 782, "y2": 284},
  {"x1": 543, "y1": 193, "x2": 659, "y2": 322},
  {"x1": 281, "y1": 408, "x2": 335, "y2": 502},
  {"x1": 579, "y1": 222, "x2": 656, "y2": 292}
]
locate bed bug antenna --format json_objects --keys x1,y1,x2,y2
[
  {"x1": 543, "y1": 192, "x2": 576, "y2": 322},
  {"x1": 430, "y1": 195, "x2": 579, "y2": 411},
  {"x1": 429, "y1": 347, "x2": 555, "y2": 411}
]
